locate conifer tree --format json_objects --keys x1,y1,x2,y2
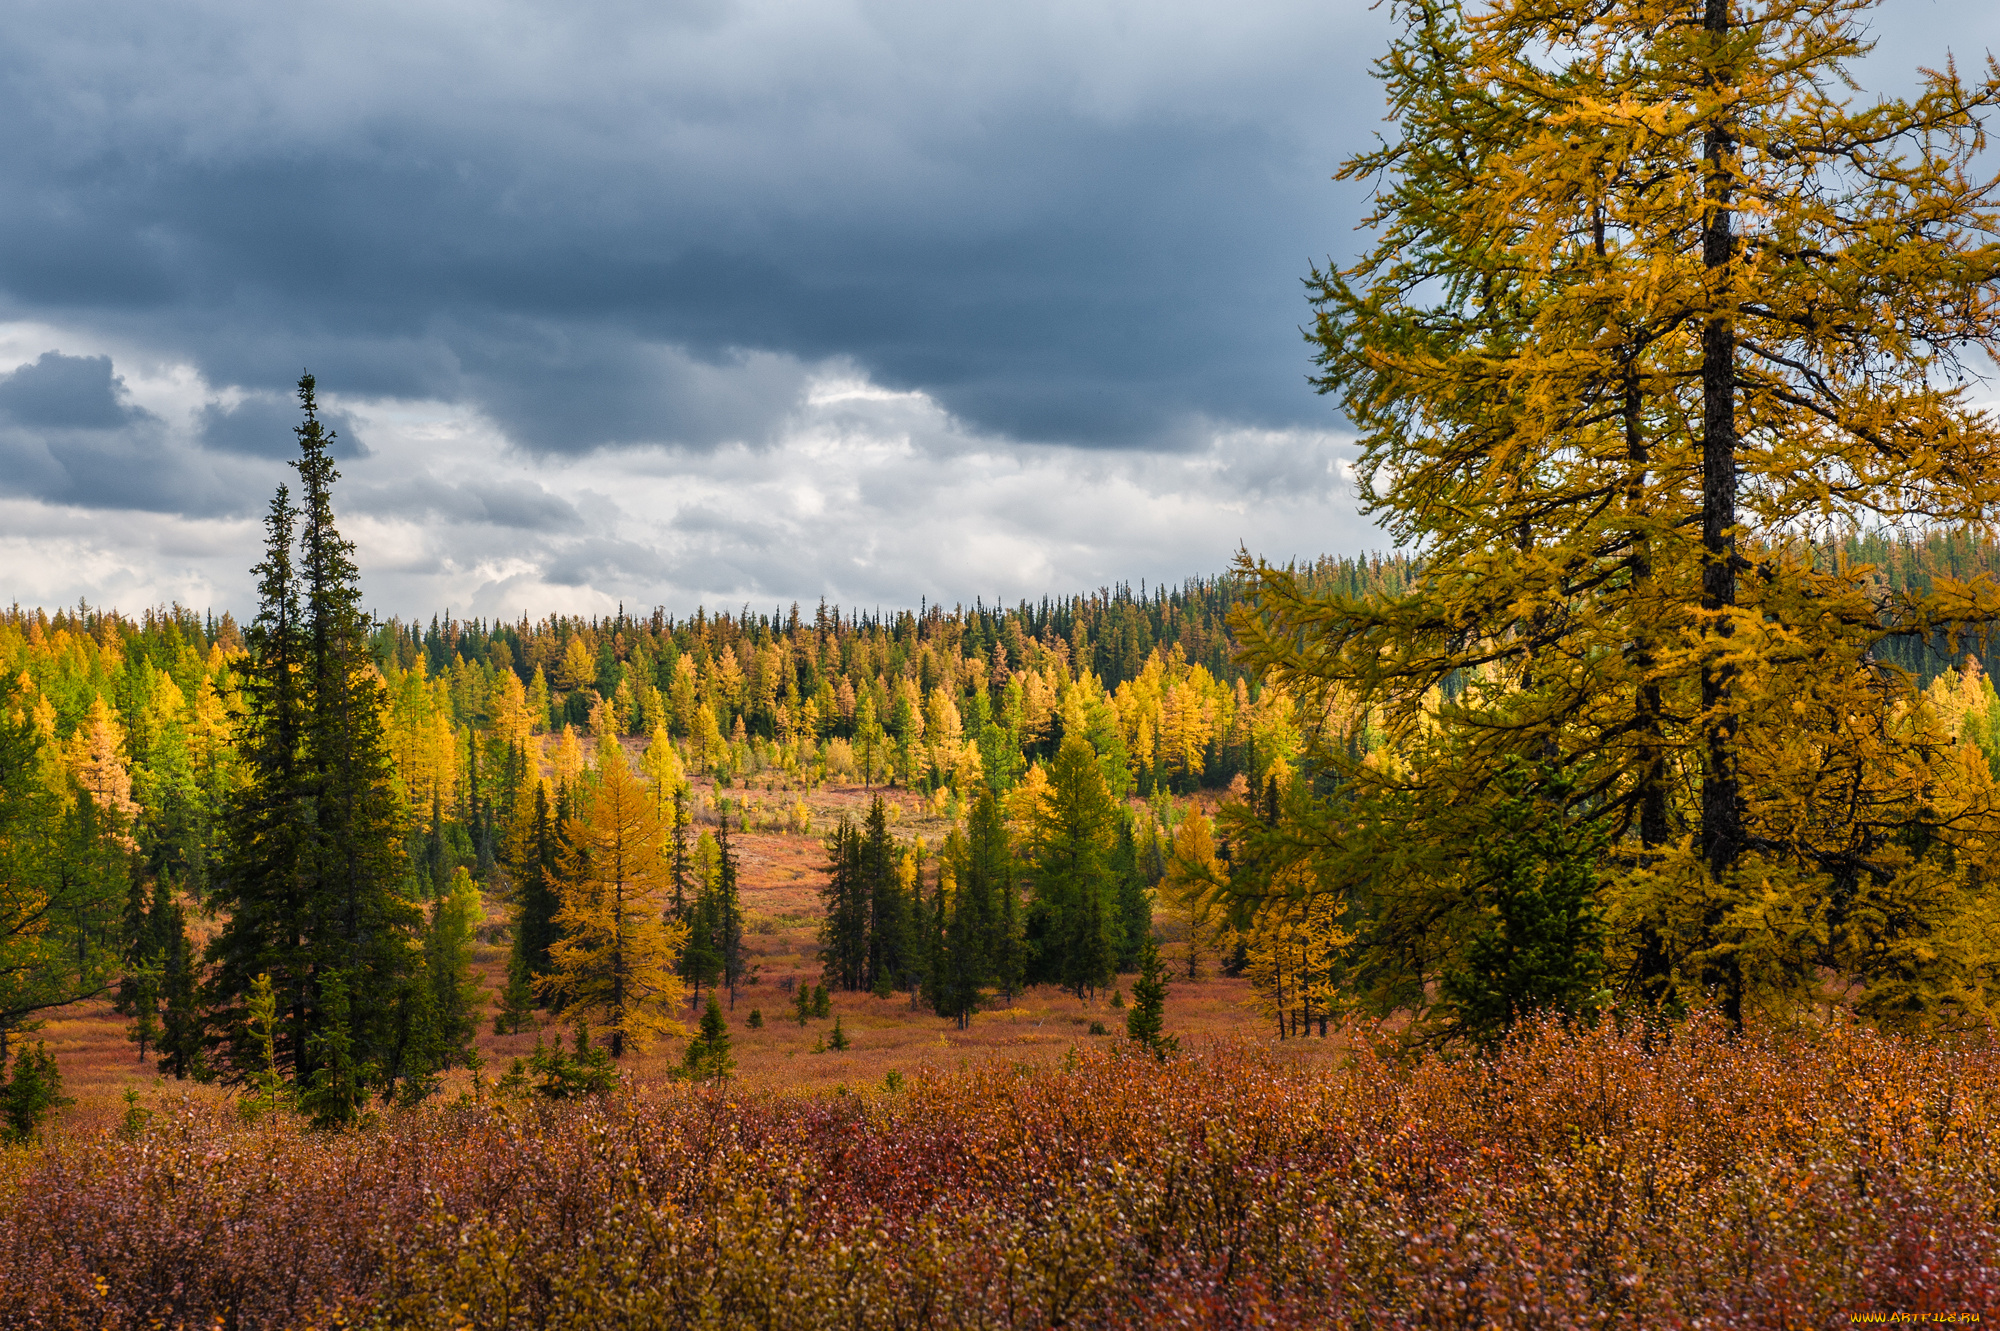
[
  {"x1": 1439, "y1": 760, "x2": 1607, "y2": 1044},
  {"x1": 1241, "y1": 0, "x2": 2000, "y2": 1031},
  {"x1": 934, "y1": 805, "x2": 1008, "y2": 1025},
  {"x1": 154, "y1": 894, "x2": 203, "y2": 1080},
  {"x1": 966, "y1": 786, "x2": 1023, "y2": 1002},
  {"x1": 299, "y1": 968, "x2": 366, "y2": 1129},
  {"x1": 1126, "y1": 936, "x2": 1175, "y2": 1061},
  {"x1": 206, "y1": 485, "x2": 314, "y2": 1078},
  {"x1": 1111, "y1": 818, "x2": 1152, "y2": 973},
  {"x1": 0, "y1": 1041, "x2": 69, "y2": 1143},
  {"x1": 502, "y1": 779, "x2": 562, "y2": 1021},
  {"x1": 293, "y1": 372, "x2": 418, "y2": 1077},
  {"x1": 859, "y1": 796, "x2": 909, "y2": 991},
  {"x1": 682, "y1": 994, "x2": 734, "y2": 1081},
  {"x1": 538, "y1": 749, "x2": 689, "y2": 1056},
  {"x1": 818, "y1": 817, "x2": 869, "y2": 990},
  {"x1": 396, "y1": 866, "x2": 485, "y2": 1097},
  {"x1": 1025, "y1": 736, "x2": 1118, "y2": 999},
  {"x1": 714, "y1": 814, "x2": 747, "y2": 1003}
]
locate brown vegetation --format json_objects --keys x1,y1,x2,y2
[{"x1": 4, "y1": 1017, "x2": 1994, "y2": 1329}]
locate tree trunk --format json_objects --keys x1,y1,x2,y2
[{"x1": 1699, "y1": 0, "x2": 1746, "y2": 1028}]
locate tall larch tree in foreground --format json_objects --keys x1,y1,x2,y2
[
  {"x1": 1238, "y1": 0, "x2": 2000, "y2": 1033},
  {"x1": 539, "y1": 745, "x2": 688, "y2": 1056}
]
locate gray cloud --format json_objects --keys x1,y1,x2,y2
[
  {"x1": 348, "y1": 472, "x2": 584, "y2": 532},
  {"x1": 199, "y1": 394, "x2": 368, "y2": 460},
  {"x1": 0, "y1": 352, "x2": 146, "y2": 430},
  {"x1": 0, "y1": 0, "x2": 1401, "y2": 455},
  {"x1": 0, "y1": 0, "x2": 1992, "y2": 617}
]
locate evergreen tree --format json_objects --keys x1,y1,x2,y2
[
  {"x1": 682, "y1": 994, "x2": 734, "y2": 1081},
  {"x1": 119, "y1": 873, "x2": 184, "y2": 1063},
  {"x1": 294, "y1": 371, "x2": 418, "y2": 1078},
  {"x1": 1111, "y1": 817, "x2": 1152, "y2": 973},
  {"x1": 1025, "y1": 736, "x2": 1118, "y2": 999},
  {"x1": 396, "y1": 866, "x2": 486, "y2": 1098},
  {"x1": 860, "y1": 796, "x2": 909, "y2": 991},
  {"x1": 503, "y1": 779, "x2": 562, "y2": 1013},
  {"x1": 299, "y1": 968, "x2": 366, "y2": 1129},
  {"x1": 1126, "y1": 936, "x2": 1175, "y2": 1061},
  {"x1": 714, "y1": 814, "x2": 747, "y2": 1003},
  {"x1": 205, "y1": 485, "x2": 314, "y2": 1079},
  {"x1": 155, "y1": 894, "x2": 203, "y2": 1080},
  {"x1": 682, "y1": 829, "x2": 725, "y2": 1005},
  {"x1": 1439, "y1": 761, "x2": 1607, "y2": 1044},
  {"x1": 818, "y1": 817, "x2": 868, "y2": 990},
  {"x1": 0, "y1": 1041, "x2": 69, "y2": 1143},
  {"x1": 921, "y1": 850, "x2": 955, "y2": 1020},
  {"x1": 668, "y1": 784, "x2": 692, "y2": 923},
  {"x1": 965, "y1": 786, "x2": 1023, "y2": 1003}
]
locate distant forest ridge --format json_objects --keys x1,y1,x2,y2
[{"x1": 10, "y1": 529, "x2": 2000, "y2": 698}]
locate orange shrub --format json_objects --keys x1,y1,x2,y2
[{"x1": 1, "y1": 1015, "x2": 1996, "y2": 1328}]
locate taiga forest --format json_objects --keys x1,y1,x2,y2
[{"x1": 8, "y1": 0, "x2": 2000, "y2": 1325}]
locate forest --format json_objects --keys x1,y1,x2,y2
[{"x1": 11, "y1": 0, "x2": 2000, "y2": 1323}]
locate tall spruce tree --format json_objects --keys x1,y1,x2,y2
[
  {"x1": 208, "y1": 374, "x2": 418, "y2": 1113},
  {"x1": 860, "y1": 796, "x2": 909, "y2": 992},
  {"x1": 294, "y1": 372, "x2": 417, "y2": 1096},
  {"x1": 714, "y1": 813, "x2": 747, "y2": 1003},
  {"x1": 1111, "y1": 818, "x2": 1152, "y2": 973},
  {"x1": 967, "y1": 785, "x2": 1023, "y2": 1002},
  {"x1": 1025, "y1": 736, "x2": 1118, "y2": 999},
  {"x1": 206, "y1": 485, "x2": 314, "y2": 1078},
  {"x1": 932, "y1": 829, "x2": 984, "y2": 1027},
  {"x1": 818, "y1": 817, "x2": 868, "y2": 991}
]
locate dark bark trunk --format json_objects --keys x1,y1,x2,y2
[{"x1": 1700, "y1": 0, "x2": 1745, "y2": 1028}]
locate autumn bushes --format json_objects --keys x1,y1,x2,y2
[{"x1": 4, "y1": 1015, "x2": 1997, "y2": 1329}]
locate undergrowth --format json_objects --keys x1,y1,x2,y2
[{"x1": 1, "y1": 1014, "x2": 1995, "y2": 1328}]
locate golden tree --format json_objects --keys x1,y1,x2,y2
[
  {"x1": 1240, "y1": 0, "x2": 2000, "y2": 1030},
  {"x1": 538, "y1": 748, "x2": 688, "y2": 1056},
  {"x1": 1159, "y1": 809, "x2": 1233, "y2": 982}
]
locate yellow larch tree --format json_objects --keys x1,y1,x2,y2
[
  {"x1": 538, "y1": 747, "x2": 689, "y2": 1056},
  {"x1": 65, "y1": 695, "x2": 140, "y2": 849},
  {"x1": 548, "y1": 723, "x2": 587, "y2": 790},
  {"x1": 1240, "y1": 0, "x2": 2000, "y2": 1032},
  {"x1": 1159, "y1": 807, "x2": 1232, "y2": 982}
]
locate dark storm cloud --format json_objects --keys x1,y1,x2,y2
[
  {"x1": 0, "y1": 0, "x2": 1390, "y2": 454},
  {"x1": 0, "y1": 353, "x2": 144, "y2": 430},
  {"x1": 199, "y1": 395, "x2": 368, "y2": 460},
  {"x1": 0, "y1": 351, "x2": 245, "y2": 514}
]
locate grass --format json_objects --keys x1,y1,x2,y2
[{"x1": 26, "y1": 781, "x2": 1306, "y2": 1130}]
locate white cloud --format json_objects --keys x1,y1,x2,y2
[{"x1": 0, "y1": 334, "x2": 1376, "y2": 619}]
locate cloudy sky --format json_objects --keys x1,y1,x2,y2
[{"x1": 1, "y1": 0, "x2": 1992, "y2": 621}]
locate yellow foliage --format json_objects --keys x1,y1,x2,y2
[
  {"x1": 548, "y1": 723, "x2": 587, "y2": 790},
  {"x1": 64, "y1": 695, "x2": 139, "y2": 848},
  {"x1": 539, "y1": 755, "x2": 689, "y2": 1056}
]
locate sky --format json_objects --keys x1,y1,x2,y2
[{"x1": 1, "y1": 0, "x2": 1994, "y2": 622}]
